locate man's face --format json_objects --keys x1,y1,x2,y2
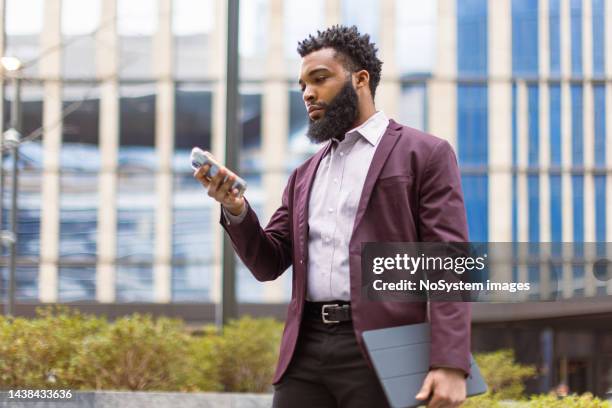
[{"x1": 298, "y1": 48, "x2": 360, "y2": 143}]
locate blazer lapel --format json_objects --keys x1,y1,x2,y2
[{"x1": 350, "y1": 119, "x2": 402, "y2": 237}]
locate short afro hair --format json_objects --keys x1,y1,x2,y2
[{"x1": 297, "y1": 25, "x2": 383, "y2": 98}]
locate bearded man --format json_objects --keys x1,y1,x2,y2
[{"x1": 195, "y1": 25, "x2": 471, "y2": 408}]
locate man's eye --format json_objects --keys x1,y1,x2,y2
[{"x1": 315, "y1": 76, "x2": 326, "y2": 83}]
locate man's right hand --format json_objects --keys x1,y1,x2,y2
[{"x1": 193, "y1": 159, "x2": 245, "y2": 216}]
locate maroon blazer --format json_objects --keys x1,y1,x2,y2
[{"x1": 220, "y1": 119, "x2": 471, "y2": 384}]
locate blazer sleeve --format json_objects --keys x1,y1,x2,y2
[
  {"x1": 417, "y1": 139, "x2": 472, "y2": 376},
  {"x1": 219, "y1": 169, "x2": 296, "y2": 282}
]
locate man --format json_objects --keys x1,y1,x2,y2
[{"x1": 195, "y1": 25, "x2": 470, "y2": 408}]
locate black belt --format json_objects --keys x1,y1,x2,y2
[{"x1": 304, "y1": 301, "x2": 352, "y2": 324}]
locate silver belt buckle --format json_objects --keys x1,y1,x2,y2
[{"x1": 321, "y1": 304, "x2": 340, "y2": 324}]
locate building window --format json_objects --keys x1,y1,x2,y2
[
  {"x1": 59, "y1": 85, "x2": 100, "y2": 301},
  {"x1": 457, "y1": 0, "x2": 488, "y2": 77},
  {"x1": 1, "y1": 83, "x2": 43, "y2": 301},
  {"x1": 173, "y1": 0, "x2": 215, "y2": 79},
  {"x1": 342, "y1": 0, "x2": 380, "y2": 44},
  {"x1": 593, "y1": 85, "x2": 606, "y2": 245},
  {"x1": 457, "y1": 84, "x2": 488, "y2": 242},
  {"x1": 287, "y1": 89, "x2": 318, "y2": 172},
  {"x1": 118, "y1": 0, "x2": 157, "y2": 79},
  {"x1": 570, "y1": 84, "x2": 584, "y2": 293},
  {"x1": 512, "y1": 0, "x2": 539, "y2": 76},
  {"x1": 549, "y1": 0, "x2": 561, "y2": 76},
  {"x1": 61, "y1": 0, "x2": 101, "y2": 79},
  {"x1": 116, "y1": 83, "x2": 156, "y2": 301},
  {"x1": 399, "y1": 84, "x2": 427, "y2": 131},
  {"x1": 570, "y1": 0, "x2": 582, "y2": 76},
  {"x1": 172, "y1": 84, "x2": 213, "y2": 301},
  {"x1": 283, "y1": 0, "x2": 325, "y2": 75},
  {"x1": 4, "y1": 0, "x2": 44, "y2": 78},
  {"x1": 240, "y1": 89, "x2": 263, "y2": 188},
  {"x1": 591, "y1": 0, "x2": 605, "y2": 76},
  {"x1": 239, "y1": 0, "x2": 269, "y2": 79},
  {"x1": 396, "y1": 0, "x2": 437, "y2": 76},
  {"x1": 549, "y1": 84, "x2": 562, "y2": 244}
]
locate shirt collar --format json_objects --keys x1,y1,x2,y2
[{"x1": 345, "y1": 111, "x2": 389, "y2": 146}]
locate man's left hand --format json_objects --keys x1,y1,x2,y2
[{"x1": 415, "y1": 367, "x2": 466, "y2": 407}]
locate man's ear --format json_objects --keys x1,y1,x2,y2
[{"x1": 353, "y1": 69, "x2": 370, "y2": 91}]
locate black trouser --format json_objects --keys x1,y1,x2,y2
[{"x1": 272, "y1": 305, "x2": 390, "y2": 408}]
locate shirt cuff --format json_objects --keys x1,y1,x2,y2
[{"x1": 222, "y1": 202, "x2": 248, "y2": 225}]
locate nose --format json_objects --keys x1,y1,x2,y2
[{"x1": 303, "y1": 86, "x2": 315, "y2": 104}]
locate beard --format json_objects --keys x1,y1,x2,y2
[{"x1": 306, "y1": 79, "x2": 360, "y2": 144}]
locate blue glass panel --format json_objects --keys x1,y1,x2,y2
[
  {"x1": 240, "y1": 92, "x2": 263, "y2": 188},
  {"x1": 117, "y1": 206, "x2": 155, "y2": 262},
  {"x1": 172, "y1": 173, "x2": 213, "y2": 301},
  {"x1": 461, "y1": 175, "x2": 488, "y2": 242},
  {"x1": 572, "y1": 175, "x2": 584, "y2": 243},
  {"x1": 593, "y1": 85, "x2": 606, "y2": 166},
  {"x1": 118, "y1": 84, "x2": 156, "y2": 170},
  {"x1": 512, "y1": 174, "x2": 518, "y2": 242},
  {"x1": 287, "y1": 90, "x2": 319, "y2": 172},
  {"x1": 59, "y1": 202, "x2": 97, "y2": 260},
  {"x1": 512, "y1": 0, "x2": 539, "y2": 75},
  {"x1": 594, "y1": 175, "x2": 606, "y2": 243},
  {"x1": 572, "y1": 173, "x2": 584, "y2": 294},
  {"x1": 550, "y1": 175, "x2": 562, "y2": 243},
  {"x1": 592, "y1": 0, "x2": 605, "y2": 76},
  {"x1": 172, "y1": 264, "x2": 211, "y2": 302},
  {"x1": 528, "y1": 175, "x2": 540, "y2": 242},
  {"x1": 457, "y1": 84, "x2": 488, "y2": 165},
  {"x1": 0, "y1": 266, "x2": 38, "y2": 301},
  {"x1": 116, "y1": 172, "x2": 155, "y2": 301},
  {"x1": 549, "y1": 0, "x2": 561, "y2": 75},
  {"x1": 15, "y1": 171, "x2": 41, "y2": 259},
  {"x1": 571, "y1": 84, "x2": 583, "y2": 165},
  {"x1": 173, "y1": 86, "x2": 212, "y2": 172},
  {"x1": 457, "y1": 0, "x2": 488, "y2": 76},
  {"x1": 399, "y1": 84, "x2": 427, "y2": 131},
  {"x1": 570, "y1": 0, "x2": 582, "y2": 75},
  {"x1": 59, "y1": 266, "x2": 96, "y2": 301},
  {"x1": 549, "y1": 84, "x2": 562, "y2": 166},
  {"x1": 457, "y1": 83, "x2": 488, "y2": 241},
  {"x1": 116, "y1": 265, "x2": 154, "y2": 302},
  {"x1": 512, "y1": 83, "x2": 518, "y2": 166},
  {"x1": 528, "y1": 85, "x2": 539, "y2": 166}
]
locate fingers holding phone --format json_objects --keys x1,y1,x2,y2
[{"x1": 192, "y1": 153, "x2": 246, "y2": 216}]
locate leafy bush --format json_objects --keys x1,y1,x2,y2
[
  {"x1": 527, "y1": 393, "x2": 611, "y2": 408},
  {"x1": 68, "y1": 314, "x2": 193, "y2": 391},
  {"x1": 0, "y1": 308, "x2": 283, "y2": 393},
  {"x1": 0, "y1": 307, "x2": 105, "y2": 388},
  {"x1": 474, "y1": 349, "x2": 537, "y2": 400},
  {"x1": 211, "y1": 316, "x2": 283, "y2": 392}
]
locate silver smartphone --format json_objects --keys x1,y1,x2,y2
[{"x1": 191, "y1": 147, "x2": 247, "y2": 197}]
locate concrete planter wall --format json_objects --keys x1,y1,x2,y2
[{"x1": 0, "y1": 391, "x2": 273, "y2": 408}]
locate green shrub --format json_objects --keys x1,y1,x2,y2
[
  {"x1": 179, "y1": 325, "x2": 222, "y2": 392},
  {"x1": 527, "y1": 393, "x2": 611, "y2": 408},
  {"x1": 211, "y1": 316, "x2": 283, "y2": 392},
  {"x1": 474, "y1": 349, "x2": 537, "y2": 400},
  {"x1": 68, "y1": 314, "x2": 193, "y2": 391},
  {"x1": 461, "y1": 393, "x2": 504, "y2": 408},
  {"x1": 0, "y1": 308, "x2": 285, "y2": 392},
  {"x1": 0, "y1": 306, "x2": 105, "y2": 388}
]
